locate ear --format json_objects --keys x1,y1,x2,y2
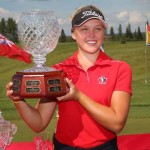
[{"x1": 71, "y1": 32, "x2": 76, "y2": 40}]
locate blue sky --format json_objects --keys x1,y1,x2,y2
[{"x1": 0, "y1": 0, "x2": 150, "y2": 35}]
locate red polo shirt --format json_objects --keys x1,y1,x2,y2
[{"x1": 53, "y1": 51, "x2": 132, "y2": 148}]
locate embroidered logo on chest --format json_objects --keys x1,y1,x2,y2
[{"x1": 98, "y1": 76, "x2": 107, "y2": 84}]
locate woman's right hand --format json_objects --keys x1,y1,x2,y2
[{"x1": 6, "y1": 82, "x2": 22, "y2": 102}]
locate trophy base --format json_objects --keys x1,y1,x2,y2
[{"x1": 12, "y1": 70, "x2": 68, "y2": 99}]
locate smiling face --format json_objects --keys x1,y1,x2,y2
[{"x1": 72, "y1": 19, "x2": 105, "y2": 55}]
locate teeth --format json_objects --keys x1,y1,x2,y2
[{"x1": 87, "y1": 41, "x2": 96, "y2": 44}]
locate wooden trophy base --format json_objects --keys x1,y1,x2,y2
[{"x1": 12, "y1": 70, "x2": 68, "y2": 99}]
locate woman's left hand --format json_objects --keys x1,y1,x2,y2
[{"x1": 56, "y1": 78, "x2": 80, "y2": 101}]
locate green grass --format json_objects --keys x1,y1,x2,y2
[{"x1": 0, "y1": 41, "x2": 150, "y2": 142}]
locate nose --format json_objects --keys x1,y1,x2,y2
[{"x1": 88, "y1": 29, "x2": 95, "y2": 37}]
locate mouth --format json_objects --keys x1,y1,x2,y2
[{"x1": 86, "y1": 40, "x2": 96, "y2": 45}]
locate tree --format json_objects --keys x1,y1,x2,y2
[
  {"x1": 6, "y1": 17, "x2": 18, "y2": 42},
  {"x1": 125, "y1": 23, "x2": 133, "y2": 40},
  {"x1": 109, "y1": 26, "x2": 115, "y2": 39},
  {"x1": 59, "y1": 29, "x2": 66, "y2": 42},
  {"x1": 137, "y1": 26, "x2": 143, "y2": 41},
  {"x1": 0, "y1": 17, "x2": 18, "y2": 43},
  {"x1": 133, "y1": 29, "x2": 137, "y2": 41},
  {"x1": 118, "y1": 24, "x2": 123, "y2": 38},
  {"x1": 0, "y1": 18, "x2": 7, "y2": 35}
]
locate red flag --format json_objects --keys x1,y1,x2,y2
[
  {"x1": 146, "y1": 23, "x2": 150, "y2": 46},
  {"x1": 0, "y1": 34, "x2": 31, "y2": 63}
]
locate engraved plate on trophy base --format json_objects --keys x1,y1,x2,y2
[{"x1": 12, "y1": 70, "x2": 68, "y2": 98}]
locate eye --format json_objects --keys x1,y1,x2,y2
[
  {"x1": 81, "y1": 27, "x2": 88, "y2": 31},
  {"x1": 95, "y1": 27, "x2": 102, "y2": 31}
]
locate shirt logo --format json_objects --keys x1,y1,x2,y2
[{"x1": 98, "y1": 76, "x2": 107, "y2": 84}]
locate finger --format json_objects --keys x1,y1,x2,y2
[
  {"x1": 57, "y1": 93, "x2": 68, "y2": 101},
  {"x1": 12, "y1": 96, "x2": 21, "y2": 101},
  {"x1": 6, "y1": 91, "x2": 20, "y2": 101},
  {"x1": 65, "y1": 78, "x2": 74, "y2": 87},
  {"x1": 56, "y1": 92, "x2": 70, "y2": 101},
  {"x1": 6, "y1": 89, "x2": 13, "y2": 97},
  {"x1": 6, "y1": 82, "x2": 13, "y2": 90}
]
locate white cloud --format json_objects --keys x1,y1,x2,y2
[
  {"x1": 129, "y1": 11, "x2": 144, "y2": 24},
  {"x1": 107, "y1": 10, "x2": 149, "y2": 33},
  {"x1": 116, "y1": 10, "x2": 147, "y2": 25},
  {"x1": 58, "y1": 18, "x2": 66, "y2": 25},
  {"x1": 58, "y1": 17, "x2": 71, "y2": 35},
  {"x1": 0, "y1": 8, "x2": 9, "y2": 14},
  {"x1": 0, "y1": 7, "x2": 20, "y2": 22},
  {"x1": 116, "y1": 11, "x2": 128, "y2": 21},
  {"x1": 146, "y1": 13, "x2": 150, "y2": 19}
]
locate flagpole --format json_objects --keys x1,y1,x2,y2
[
  {"x1": 144, "y1": 22, "x2": 148, "y2": 84},
  {"x1": 144, "y1": 45, "x2": 148, "y2": 84}
]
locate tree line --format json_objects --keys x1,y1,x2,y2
[
  {"x1": 0, "y1": 17, "x2": 145, "y2": 44},
  {"x1": 0, "y1": 18, "x2": 18, "y2": 43},
  {"x1": 109, "y1": 23, "x2": 144, "y2": 43}
]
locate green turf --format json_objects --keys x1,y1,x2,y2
[{"x1": 0, "y1": 41, "x2": 150, "y2": 142}]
